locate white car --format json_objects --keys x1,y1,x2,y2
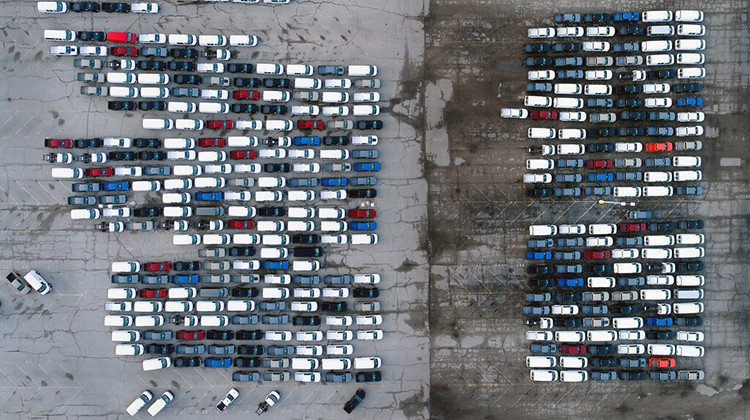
[
  {"x1": 294, "y1": 372, "x2": 321, "y2": 383},
  {"x1": 131, "y1": 2, "x2": 159, "y2": 13},
  {"x1": 296, "y1": 345, "x2": 323, "y2": 356},
  {"x1": 225, "y1": 191, "x2": 252, "y2": 201},
  {"x1": 327, "y1": 330, "x2": 354, "y2": 341},
  {"x1": 643, "y1": 83, "x2": 671, "y2": 94},
  {"x1": 326, "y1": 316, "x2": 353, "y2": 326},
  {"x1": 678, "y1": 112, "x2": 705, "y2": 122},
  {"x1": 618, "y1": 344, "x2": 645, "y2": 354},
  {"x1": 586, "y1": 26, "x2": 615, "y2": 37},
  {"x1": 352, "y1": 92, "x2": 380, "y2": 102},
  {"x1": 586, "y1": 237, "x2": 613, "y2": 247},
  {"x1": 676, "y1": 126, "x2": 704, "y2": 137},
  {"x1": 500, "y1": 108, "x2": 528, "y2": 119},
  {"x1": 293, "y1": 163, "x2": 320, "y2": 173},
  {"x1": 80, "y1": 46, "x2": 108, "y2": 56},
  {"x1": 528, "y1": 27, "x2": 555, "y2": 38},
  {"x1": 297, "y1": 331, "x2": 323, "y2": 341},
  {"x1": 559, "y1": 111, "x2": 587, "y2": 122},
  {"x1": 294, "y1": 288, "x2": 321, "y2": 298},
  {"x1": 585, "y1": 70, "x2": 613, "y2": 80},
  {"x1": 229, "y1": 35, "x2": 259, "y2": 47},
  {"x1": 356, "y1": 330, "x2": 383, "y2": 340},
  {"x1": 551, "y1": 305, "x2": 579, "y2": 315},
  {"x1": 677, "y1": 331, "x2": 704, "y2": 342},
  {"x1": 50, "y1": 45, "x2": 78, "y2": 56},
  {"x1": 197, "y1": 63, "x2": 225, "y2": 73},
  {"x1": 556, "y1": 27, "x2": 584, "y2": 37},
  {"x1": 126, "y1": 391, "x2": 153, "y2": 416},
  {"x1": 291, "y1": 301, "x2": 318, "y2": 312},
  {"x1": 354, "y1": 274, "x2": 380, "y2": 284},
  {"x1": 138, "y1": 33, "x2": 166, "y2": 44},
  {"x1": 324, "y1": 79, "x2": 352, "y2": 89},
  {"x1": 105, "y1": 301, "x2": 132, "y2": 312},
  {"x1": 619, "y1": 330, "x2": 645, "y2": 340},
  {"x1": 356, "y1": 315, "x2": 383, "y2": 326},
  {"x1": 526, "y1": 331, "x2": 554, "y2": 341},
  {"x1": 615, "y1": 142, "x2": 643, "y2": 153},
  {"x1": 612, "y1": 249, "x2": 639, "y2": 259},
  {"x1": 645, "y1": 97, "x2": 672, "y2": 108},
  {"x1": 583, "y1": 41, "x2": 610, "y2": 52},
  {"x1": 326, "y1": 345, "x2": 354, "y2": 355},
  {"x1": 322, "y1": 288, "x2": 349, "y2": 298},
  {"x1": 265, "y1": 331, "x2": 292, "y2": 341},
  {"x1": 528, "y1": 70, "x2": 555, "y2": 81},
  {"x1": 321, "y1": 234, "x2": 348, "y2": 244},
  {"x1": 216, "y1": 388, "x2": 239, "y2": 413}
]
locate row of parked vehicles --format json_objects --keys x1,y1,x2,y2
[{"x1": 38, "y1": 1, "x2": 158, "y2": 13}]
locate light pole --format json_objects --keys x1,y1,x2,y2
[{"x1": 597, "y1": 199, "x2": 636, "y2": 207}]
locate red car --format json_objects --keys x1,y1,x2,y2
[
  {"x1": 297, "y1": 120, "x2": 324, "y2": 130},
  {"x1": 85, "y1": 167, "x2": 114, "y2": 177},
  {"x1": 227, "y1": 220, "x2": 255, "y2": 229},
  {"x1": 139, "y1": 288, "x2": 167, "y2": 298},
  {"x1": 648, "y1": 358, "x2": 676, "y2": 368},
  {"x1": 560, "y1": 344, "x2": 586, "y2": 354},
  {"x1": 206, "y1": 120, "x2": 234, "y2": 129},
  {"x1": 645, "y1": 142, "x2": 673, "y2": 152},
  {"x1": 107, "y1": 31, "x2": 136, "y2": 43},
  {"x1": 618, "y1": 222, "x2": 646, "y2": 232},
  {"x1": 531, "y1": 110, "x2": 558, "y2": 120},
  {"x1": 585, "y1": 159, "x2": 613, "y2": 169},
  {"x1": 198, "y1": 137, "x2": 225, "y2": 147},
  {"x1": 229, "y1": 150, "x2": 257, "y2": 160},
  {"x1": 176, "y1": 330, "x2": 205, "y2": 341},
  {"x1": 348, "y1": 209, "x2": 376, "y2": 219},
  {"x1": 45, "y1": 138, "x2": 72, "y2": 148},
  {"x1": 583, "y1": 250, "x2": 611, "y2": 260},
  {"x1": 232, "y1": 90, "x2": 259, "y2": 100},
  {"x1": 143, "y1": 262, "x2": 171, "y2": 272},
  {"x1": 110, "y1": 47, "x2": 139, "y2": 57}
]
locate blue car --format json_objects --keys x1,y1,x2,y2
[
  {"x1": 612, "y1": 11, "x2": 639, "y2": 22},
  {"x1": 353, "y1": 162, "x2": 380, "y2": 172},
  {"x1": 171, "y1": 274, "x2": 199, "y2": 284},
  {"x1": 587, "y1": 173, "x2": 614, "y2": 182},
  {"x1": 321, "y1": 177, "x2": 348, "y2": 187},
  {"x1": 557, "y1": 278, "x2": 584, "y2": 287},
  {"x1": 646, "y1": 317, "x2": 673, "y2": 326},
  {"x1": 676, "y1": 97, "x2": 703, "y2": 107},
  {"x1": 100, "y1": 181, "x2": 130, "y2": 191},
  {"x1": 204, "y1": 357, "x2": 232, "y2": 368},
  {"x1": 262, "y1": 260, "x2": 289, "y2": 270},
  {"x1": 350, "y1": 222, "x2": 376, "y2": 231},
  {"x1": 525, "y1": 251, "x2": 552, "y2": 260},
  {"x1": 293, "y1": 136, "x2": 321, "y2": 146},
  {"x1": 194, "y1": 191, "x2": 223, "y2": 201}
]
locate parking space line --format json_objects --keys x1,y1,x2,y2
[
  {"x1": 595, "y1": 382, "x2": 619, "y2": 406},
  {"x1": 616, "y1": 384, "x2": 640, "y2": 407},
  {"x1": 554, "y1": 383, "x2": 577, "y2": 405}
]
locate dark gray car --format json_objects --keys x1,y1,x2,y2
[
  {"x1": 177, "y1": 344, "x2": 206, "y2": 354},
  {"x1": 142, "y1": 275, "x2": 169, "y2": 284},
  {"x1": 324, "y1": 275, "x2": 351, "y2": 285},
  {"x1": 326, "y1": 372, "x2": 353, "y2": 383},
  {"x1": 350, "y1": 176, "x2": 377, "y2": 186},
  {"x1": 172, "y1": 87, "x2": 200, "y2": 97},
  {"x1": 98, "y1": 194, "x2": 127, "y2": 204},
  {"x1": 262, "y1": 314, "x2": 290, "y2": 325},
  {"x1": 143, "y1": 166, "x2": 171, "y2": 176},
  {"x1": 232, "y1": 371, "x2": 260, "y2": 382},
  {"x1": 351, "y1": 149, "x2": 379, "y2": 159},
  {"x1": 293, "y1": 275, "x2": 320, "y2": 285},
  {"x1": 266, "y1": 345, "x2": 294, "y2": 356}
]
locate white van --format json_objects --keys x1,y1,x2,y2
[
  {"x1": 318, "y1": 208, "x2": 345, "y2": 219},
  {"x1": 526, "y1": 159, "x2": 554, "y2": 170},
  {"x1": 138, "y1": 73, "x2": 169, "y2": 85},
  {"x1": 319, "y1": 149, "x2": 349, "y2": 160},
  {"x1": 147, "y1": 391, "x2": 174, "y2": 417},
  {"x1": 673, "y1": 156, "x2": 702, "y2": 167},
  {"x1": 352, "y1": 105, "x2": 380, "y2": 116},
  {"x1": 640, "y1": 289, "x2": 671, "y2": 300},
  {"x1": 291, "y1": 358, "x2": 319, "y2": 370},
  {"x1": 173, "y1": 234, "x2": 201, "y2": 245},
  {"x1": 38, "y1": 2, "x2": 69, "y2": 13},
  {"x1": 677, "y1": 68, "x2": 706, "y2": 79},
  {"x1": 529, "y1": 225, "x2": 557, "y2": 236},
  {"x1": 168, "y1": 34, "x2": 197, "y2": 45},
  {"x1": 589, "y1": 224, "x2": 616, "y2": 235},
  {"x1": 293, "y1": 78, "x2": 322, "y2": 89},
  {"x1": 256, "y1": 191, "x2": 284, "y2": 202},
  {"x1": 677, "y1": 234, "x2": 705, "y2": 245},
  {"x1": 675, "y1": 39, "x2": 705, "y2": 51},
  {"x1": 287, "y1": 207, "x2": 315, "y2": 219},
  {"x1": 556, "y1": 144, "x2": 585, "y2": 155},
  {"x1": 321, "y1": 358, "x2": 351, "y2": 370},
  {"x1": 321, "y1": 92, "x2": 348, "y2": 103},
  {"x1": 677, "y1": 345, "x2": 704, "y2": 358},
  {"x1": 348, "y1": 65, "x2": 378, "y2": 76},
  {"x1": 44, "y1": 30, "x2": 76, "y2": 41},
  {"x1": 674, "y1": 247, "x2": 705, "y2": 259},
  {"x1": 641, "y1": 40, "x2": 672, "y2": 52},
  {"x1": 142, "y1": 357, "x2": 172, "y2": 371},
  {"x1": 676, "y1": 275, "x2": 704, "y2": 287},
  {"x1": 676, "y1": 10, "x2": 704, "y2": 22},
  {"x1": 287, "y1": 64, "x2": 314, "y2": 76},
  {"x1": 642, "y1": 248, "x2": 672, "y2": 259},
  {"x1": 677, "y1": 24, "x2": 705, "y2": 36},
  {"x1": 588, "y1": 277, "x2": 616, "y2": 288},
  {"x1": 554, "y1": 83, "x2": 582, "y2": 95},
  {"x1": 266, "y1": 120, "x2": 293, "y2": 131},
  {"x1": 198, "y1": 102, "x2": 229, "y2": 114},
  {"x1": 646, "y1": 54, "x2": 675, "y2": 66},
  {"x1": 643, "y1": 186, "x2": 673, "y2": 197},
  {"x1": 131, "y1": 181, "x2": 161, "y2": 192},
  {"x1": 677, "y1": 53, "x2": 705, "y2": 64},
  {"x1": 642, "y1": 11, "x2": 673, "y2": 22},
  {"x1": 647, "y1": 25, "x2": 675, "y2": 37},
  {"x1": 51, "y1": 168, "x2": 84, "y2": 179},
  {"x1": 528, "y1": 128, "x2": 555, "y2": 139},
  {"x1": 115, "y1": 344, "x2": 145, "y2": 356},
  {"x1": 142, "y1": 118, "x2": 174, "y2": 130},
  {"x1": 648, "y1": 344, "x2": 676, "y2": 356},
  {"x1": 200, "y1": 315, "x2": 229, "y2": 326},
  {"x1": 524, "y1": 96, "x2": 552, "y2": 107},
  {"x1": 529, "y1": 370, "x2": 558, "y2": 382},
  {"x1": 23, "y1": 270, "x2": 52, "y2": 294},
  {"x1": 554, "y1": 331, "x2": 585, "y2": 343},
  {"x1": 613, "y1": 263, "x2": 642, "y2": 274},
  {"x1": 292, "y1": 261, "x2": 320, "y2": 272},
  {"x1": 673, "y1": 302, "x2": 704, "y2": 314},
  {"x1": 227, "y1": 136, "x2": 259, "y2": 147},
  {"x1": 584, "y1": 85, "x2": 611, "y2": 96},
  {"x1": 675, "y1": 289, "x2": 704, "y2": 300},
  {"x1": 256, "y1": 63, "x2": 284, "y2": 75},
  {"x1": 612, "y1": 317, "x2": 643, "y2": 329},
  {"x1": 644, "y1": 235, "x2": 675, "y2": 246},
  {"x1": 109, "y1": 86, "x2": 138, "y2": 98},
  {"x1": 674, "y1": 170, "x2": 702, "y2": 181},
  {"x1": 644, "y1": 171, "x2": 672, "y2": 182},
  {"x1": 263, "y1": 91, "x2": 290, "y2": 102},
  {"x1": 164, "y1": 138, "x2": 196, "y2": 149},
  {"x1": 70, "y1": 209, "x2": 100, "y2": 219},
  {"x1": 613, "y1": 187, "x2": 642, "y2": 197},
  {"x1": 233, "y1": 234, "x2": 261, "y2": 245},
  {"x1": 526, "y1": 356, "x2": 556, "y2": 368},
  {"x1": 553, "y1": 97, "x2": 584, "y2": 109},
  {"x1": 587, "y1": 330, "x2": 617, "y2": 342},
  {"x1": 168, "y1": 101, "x2": 197, "y2": 113}
]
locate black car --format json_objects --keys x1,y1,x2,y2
[
  {"x1": 263, "y1": 163, "x2": 291, "y2": 173},
  {"x1": 673, "y1": 83, "x2": 701, "y2": 93},
  {"x1": 235, "y1": 330, "x2": 263, "y2": 340},
  {"x1": 139, "y1": 101, "x2": 167, "y2": 111},
  {"x1": 293, "y1": 316, "x2": 321, "y2": 326},
  {"x1": 584, "y1": 13, "x2": 610, "y2": 23},
  {"x1": 263, "y1": 78, "x2": 291, "y2": 88},
  {"x1": 554, "y1": 13, "x2": 581, "y2": 23},
  {"x1": 70, "y1": 2, "x2": 100, "y2": 12},
  {"x1": 588, "y1": 128, "x2": 615, "y2": 138},
  {"x1": 648, "y1": 222, "x2": 675, "y2": 232},
  {"x1": 231, "y1": 288, "x2": 259, "y2": 298},
  {"x1": 174, "y1": 74, "x2": 202, "y2": 85},
  {"x1": 355, "y1": 371, "x2": 382, "y2": 383},
  {"x1": 528, "y1": 278, "x2": 554, "y2": 287},
  {"x1": 615, "y1": 85, "x2": 642, "y2": 94},
  {"x1": 553, "y1": 318, "x2": 582, "y2": 328},
  {"x1": 238, "y1": 345, "x2": 264, "y2": 355},
  {"x1": 108, "y1": 151, "x2": 137, "y2": 161},
  {"x1": 551, "y1": 42, "x2": 581, "y2": 52},
  {"x1": 133, "y1": 138, "x2": 161, "y2": 148},
  {"x1": 234, "y1": 357, "x2": 261, "y2": 368},
  {"x1": 102, "y1": 2, "x2": 130, "y2": 12},
  {"x1": 257, "y1": 207, "x2": 286, "y2": 217},
  {"x1": 206, "y1": 330, "x2": 234, "y2": 340},
  {"x1": 617, "y1": 98, "x2": 643, "y2": 108},
  {"x1": 585, "y1": 186, "x2": 611, "y2": 196},
  {"x1": 78, "y1": 31, "x2": 106, "y2": 41},
  {"x1": 174, "y1": 261, "x2": 201, "y2": 271},
  {"x1": 228, "y1": 63, "x2": 254, "y2": 73},
  {"x1": 587, "y1": 264, "x2": 612, "y2": 274},
  {"x1": 523, "y1": 57, "x2": 553, "y2": 67},
  {"x1": 527, "y1": 265, "x2": 554, "y2": 275},
  {"x1": 356, "y1": 120, "x2": 383, "y2": 130},
  {"x1": 138, "y1": 60, "x2": 166, "y2": 71},
  {"x1": 590, "y1": 358, "x2": 617, "y2": 368},
  {"x1": 344, "y1": 389, "x2": 366, "y2": 414},
  {"x1": 349, "y1": 189, "x2": 377, "y2": 198},
  {"x1": 229, "y1": 247, "x2": 255, "y2": 257},
  {"x1": 174, "y1": 357, "x2": 202, "y2": 367},
  {"x1": 231, "y1": 104, "x2": 259, "y2": 114},
  {"x1": 619, "y1": 371, "x2": 647, "y2": 381},
  {"x1": 678, "y1": 220, "x2": 704, "y2": 229},
  {"x1": 523, "y1": 43, "x2": 550, "y2": 53},
  {"x1": 168, "y1": 61, "x2": 196, "y2": 72},
  {"x1": 318, "y1": 65, "x2": 345, "y2": 76},
  {"x1": 321, "y1": 302, "x2": 347, "y2": 312},
  {"x1": 107, "y1": 101, "x2": 136, "y2": 111},
  {"x1": 611, "y1": 304, "x2": 640, "y2": 315},
  {"x1": 234, "y1": 77, "x2": 261, "y2": 87},
  {"x1": 646, "y1": 330, "x2": 674, "y2": 340},
  {"x1": 588, "y1": 345, "x2": 616, "y2": 355},
  {"x1": 678, "y1": 262, "x2": 705, "y2": 272},
  {"x1": 675, "y1": 317, "x2": 703, "y2": 326},
  {"x1": 620, "y1": 111, "x2": 647, "y2": 121},
  {"x1": 170, "y1": 48, "x2": 199, "y2": 59},
  {"x1": 646, "y1": 69, "x2": 676, "y2": 80},
  {"x1": 526, "y1": 188, "x2": 552, "y2": 198},
  {"x1": 649, "y1": 111, "x2": 676, "y2": 121},
  {"x1": 554, "y1": 293, "x2": 581, "y2": 303},
  {"x1": 619, "y1": 127, "x2": 644, "y2": 136},
  {"x1": 587, "y1": 98, "x2": 613, "y2": 108},
  {"x1": 587, "y1": 143, "x2": 614, "y2": 153},
  {"x1": 323, "y1": 136, "x2": 349, "y2": 145},
  {"x1": 134, "y1": 207, "x2": 162, "y2": 217},
  {"x1": 293, "y1": 247, "x2": 322, "y2": 258},
  {"x1": 292, "y1": 234, "x2": 320, "y2": 244},
  {"x1": 353, "y1": 288, "x2": 379, "y2": 298},
  {"x1": 261, "y1": 105, "x2": 288, "y2": 115},
  {"x1": 619, "y1": 26, "x2": 644, "y2": 36},
  {"x1": 147, "y1": 344, "x2": 175, "y2": 355},
  {"x1": 138, "y1": 151, "x2": 167, "y2": 161}
]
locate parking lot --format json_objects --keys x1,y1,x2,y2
[{"x1": 1, "y1": 0, "x2": 750, "y2": 419}]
